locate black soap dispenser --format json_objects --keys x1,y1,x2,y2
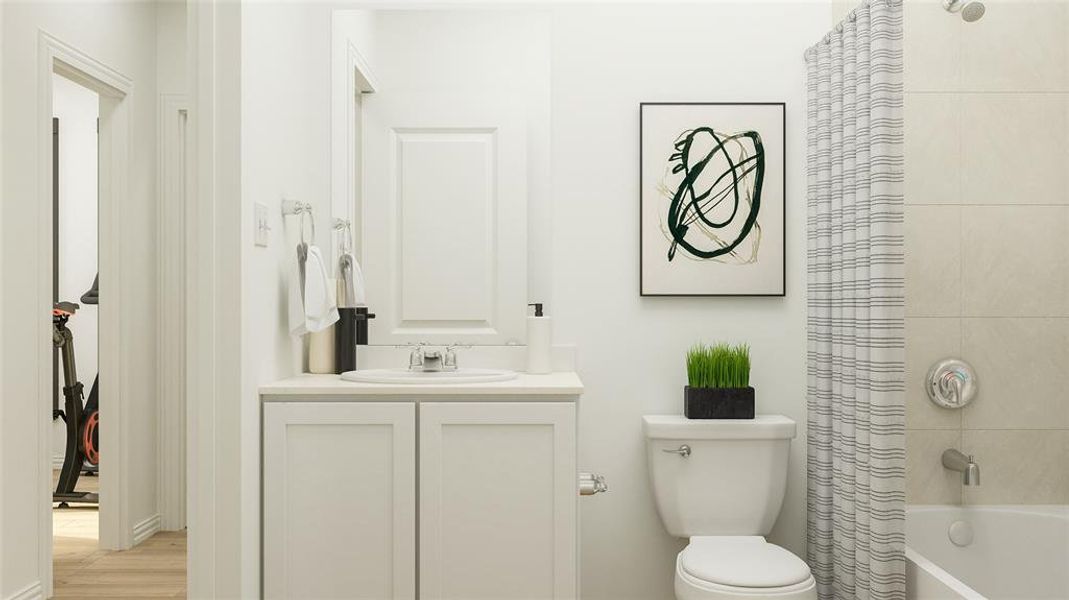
[{"x1": 335, "y1": 306, "x2": 375, "y2": 374}]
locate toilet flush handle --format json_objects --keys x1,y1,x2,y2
[{"x1": 662, "y1": 444, "x2": 691, "y2": 457}]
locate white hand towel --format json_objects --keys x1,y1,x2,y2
[
  {"x1": 337, "y1": 252, "x2": 368, "y2": 308},
  {"x1": 289, "y1": 245, "x2": 309, "y2": 336},
  {"x1": 290, "y1": 244, "x2": 340, "y2": 336},
  {"x1": 303, "y1": 245, "x2": 340, "y2": 333}
]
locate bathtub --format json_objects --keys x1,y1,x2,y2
[{"x1": 906, "y1": 505, "x2": 1069, "y2": 599}]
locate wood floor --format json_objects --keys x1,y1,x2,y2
[{"x1": 53, "y1": 472, "x2": 186, "y2": 598}]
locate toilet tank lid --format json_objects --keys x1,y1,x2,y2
[{"x1": 642, "y1": 415, "x2": 796, "y2": 440}]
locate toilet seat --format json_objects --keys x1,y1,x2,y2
[{"x1": 674, "y1": 537, "x2": 816, "y2": 600}]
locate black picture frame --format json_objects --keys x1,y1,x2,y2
[{"x1": 639, "y1": 102, "x2": 786, "y2": 297}]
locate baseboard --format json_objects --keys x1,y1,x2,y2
[
  {"x1": 6, "y1": 581, "x2": 43, "y2": 600},
  {"x1": 132, "y1": 513, "x2": 161, "y2": 546},
  {"x1": 52, "y1": 454, "x2": 65, "y2": 469}
]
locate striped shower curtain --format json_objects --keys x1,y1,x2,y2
[{"x1": 804, "y1": 2, "x2": 906, "y2": 599}]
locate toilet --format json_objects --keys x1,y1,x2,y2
[{"x1": 643, "y1": 415, "x2": 817, "y2": 600}]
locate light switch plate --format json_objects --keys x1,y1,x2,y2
[{"x1": 254, "y1": 203, "x2": 269, "y2": 247}]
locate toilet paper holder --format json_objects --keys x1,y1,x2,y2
[{"x1": 579, "y1": 472, "x2": 608, "y2": 496}]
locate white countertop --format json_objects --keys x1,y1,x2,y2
[{"x1": 259, "y1": 372, "x2": 583, "y2": 399}]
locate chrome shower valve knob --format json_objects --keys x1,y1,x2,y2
[{"x1": 926, "y1": 358, "x2": 978, "y2": 409}]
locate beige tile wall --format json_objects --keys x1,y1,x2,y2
[{"x1": 901, "y1": 0, "x2": 1069, "y2": 506}]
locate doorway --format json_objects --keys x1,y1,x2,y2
[
  {"x1": 44, "y1": 53, "x2": 190, "y2": 599},
  {"x1": 50, "y1": 70, "x2": 102, "y2": 560}
]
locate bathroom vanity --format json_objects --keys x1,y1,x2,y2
[{"x1": 260, "y1": 372, "x2": 584, "y2": 600}]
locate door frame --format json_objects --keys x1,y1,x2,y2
[
  {"x1": 158, "y1": 93, "x2": 188, "y2": 532},
  {"x1": 185, "y1": 1, "x2": 244, "y2": 595},
  {"x1": 331, "y1": 10, "x2": 378, "y2": 257},
  {"x1": 37, "y1": 30, "x2": 135, "y2": 594}
]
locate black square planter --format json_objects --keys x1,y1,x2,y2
[{"x1": 684, "y1": 386, "x2": 755, "y2": 419}]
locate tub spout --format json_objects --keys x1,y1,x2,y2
[{"x1": 942, "y1": 449, "x2": 980, "y2": 486}]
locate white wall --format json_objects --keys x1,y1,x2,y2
[
  {"x1": 156, "y1": 0, "x2": 187, "y2": 98},
  {"x1": 337, "y1": 10, "x2": 376, "y2": 71},
  {"x1": 832, "y1": 0, "x2": 854, "y2": 22},
  {"x1": 1, "y1": 1, "x2": 160, "y2": 595},
  {"x1": 51, "y1": 73, "x2": 100, "y2": 466},
  {"x1": 549, "y1": 4, "x2": 827, "y2": 598},
  {"x1": 0, "y1": 4, "x2": 5, "y2": 595}
]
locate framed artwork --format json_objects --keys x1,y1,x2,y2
[{"x1": 640, "y1": 102, "x2": 785, "y2": 297}]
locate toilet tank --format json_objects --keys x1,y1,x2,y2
[{"x1": 643, "y1": 415, "x2": 796, "y2": 538}]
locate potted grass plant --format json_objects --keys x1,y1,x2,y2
[{"x1": 684, "y1": 343, "x2": 755, "y2": 419}]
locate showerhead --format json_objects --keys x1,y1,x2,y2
[
  {"x1": 944, "y1": 0, "x2": 986, "y2": 22},
  {"x1": 961, "y1": 1, "x2": 986, "y2": 22}
]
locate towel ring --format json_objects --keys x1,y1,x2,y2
[
  {"x1": 282, "y1": 199, "x2": 315, "y2": 244},
  {"x1": 301, "y1": 210, "x2": 316, "y2": 245},
  {"x1": 333, "y1": 218, "x2": 353, "y2": 255}
]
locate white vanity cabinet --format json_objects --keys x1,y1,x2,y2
[
  {"x1": 419, "y1": 402, "x2": 576, "y2": 600},
  {"x1": 260, "y1": 374, "x2": 583, "y2": 600},
  {"x1": 262, "y1": 402, "x2": 417, "y2": 600}
]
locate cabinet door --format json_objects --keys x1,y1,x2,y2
[
  {"x1": 263, "y1": 402, "x2": 416, "y2": 600},
  {"x1": 419, "y1": 402, "x2": 577, "y2": 600}
]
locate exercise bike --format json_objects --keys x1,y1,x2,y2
[{"x1": 52, "y1": 276, "x2": 99, "y2": 507}]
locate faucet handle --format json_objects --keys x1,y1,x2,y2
[
  {"x1": 402, "y1": 342, "x2": 427, "y2": 369},
  {"x1": 443, "y1": 344, "x2": 460, "y2": 368},
  {"x1": 443, "y1": 342, "x2": 471, "y2": 369}
]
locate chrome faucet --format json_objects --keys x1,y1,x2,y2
[
  {"x1": 421, "y1": 351, "x2": 444, "y2": 372},
  {"x1": 942, "y1": 449, "x2": 980, "y2": 486},
  {"x1": 405, "y1": 342, "x2": 466, "y2": 372}
]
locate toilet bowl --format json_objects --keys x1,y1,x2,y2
[
  {"x1": 642, "y1": 415, "x2": 815, "y2": 600},
  {"x1": 673, "y1": 537, "x2": 815, "y2": 600}
]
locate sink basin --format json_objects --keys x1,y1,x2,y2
[{"x1": 340, "y1": 368, "x2": 518, "y2": 385}]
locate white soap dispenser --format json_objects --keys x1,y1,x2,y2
[{"x1": 526, "y1": 303, "x2": 552, "y2": 374}]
